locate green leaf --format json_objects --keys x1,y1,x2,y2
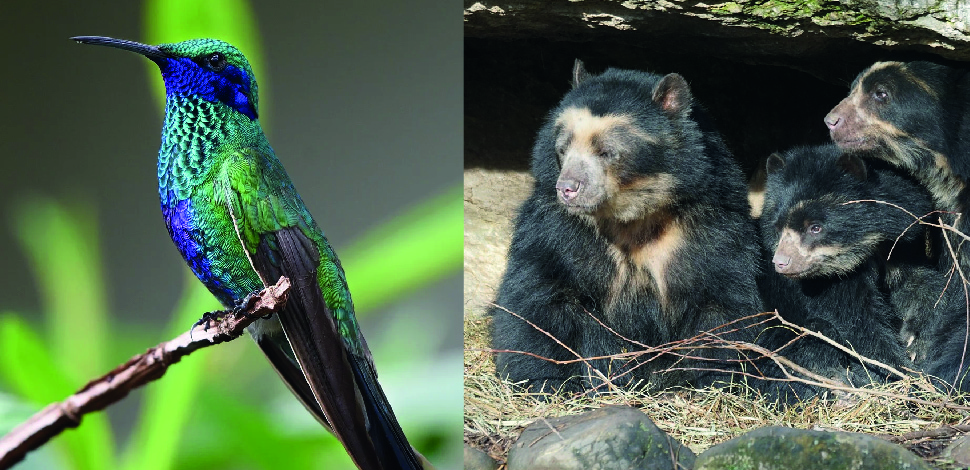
[
  {"x1": 176, "y1": 387, "x2": 353, "y2": 470},
  {"x1": 0, "y1": 314, "x2": 114, "y2": 470},
  {"x1": 341, "y1": 185, "x2": 463, "y2": 314},
  {"x1": 0, "y1": 391, "x2": 36, "y2": 435},
  {"x1": 0, "y1": 315, "x2": 72, "y2": 405},
  {"x1": 143, "y1": 0, "x2": 267, "y2": 127},
  {"x1": 121, "y1": 272, "x2": 221, "y2": 470},
  {"x1": 12, "y1": 197, "x2": 108, "y2": 383},
  {"x1": 8, "y1": 197, "x2": 115, "y2": 470}
]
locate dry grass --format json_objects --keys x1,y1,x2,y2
[
  {"x1": 464, "y1": 314, "x2": 970, "y2": 468},
  {"x1": 464, "y1": 205, "x2": 970, "y2": 468}
]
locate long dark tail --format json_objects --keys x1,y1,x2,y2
[
  {"x1": 255, "y1": 227, "x2": 422, "y2": 469},
  {"x1": 253, "y1": 330, "x2": 333, "y2": 431},
  {"x1": 349, "y1": 351, "x2": 423, "y2": 468}
]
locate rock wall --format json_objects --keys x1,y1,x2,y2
[
  {"x1": 465, "y1": 0, "x2": 970, "y2": 173},
  {"x1": 465, "y1": 0, "x2": 970, "y2": 61}
]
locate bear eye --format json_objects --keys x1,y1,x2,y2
[
  {"x1": 872, "y1": 89, "x2": 888, "y2": 102},
  {"x1": 597, "y1": 148, "x2": 617, "y2": 160},
  {"x1": 808, "y1": 223, "x2": 823, "y2": 234},
  {"x1": 203, "y1": 52, "x2": 227, "y2": 72}
]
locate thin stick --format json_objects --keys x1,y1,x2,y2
[
  {"x1": 879, "y1": 424, "x2": 970, "y2": 443},
  {"x1": 0, "y1": 277, "x2": 291, "y2": 470},
  {"x1": 939, "y1": 215, "x2": 970, "y2": 388},
  {"x1": 489, "y1": 303, "x2": 621, "y2": 394}
]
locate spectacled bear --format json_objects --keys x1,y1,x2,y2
[
  {"x1": 825, "y1": 61, "x2": 968, "y2": 216},
  {"x1": 758, "y1": 144, "x2": 935, "y2": 400},
  {"x1": 825, "y1": 61, "x2": 970, "y2": 391},
  {"x1": 490, "y1": 61, "x2": 763, "y2": 393}
]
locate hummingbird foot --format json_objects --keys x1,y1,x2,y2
[
  {"x1": 189, "y1": 289, "x2": 262, "y2": 339},
  {"x1": 192, "y1": 309, "x2": 228, "y2": 333},
  {"x1": 231, "y1": 291, "x2": 275, "y2": 320}
]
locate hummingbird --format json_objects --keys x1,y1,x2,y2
[{"x1": 72, "y1": 36, "x2": 424, "y2": 470}]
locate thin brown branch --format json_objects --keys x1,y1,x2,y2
[
  {"x1": 878, "y1": 424, "x2": 970, "y2": 443},
  {"x1": 771, "y1": 314, "x2": 910, "y2": 381},
  {"x1": 488, "y1": 305, "x2": 970, "y2": 411},
  {"x1": 0, "y1": 276, "x2": 291, "y2": 470},
  {"x1": 489, "y1": 302, "x2": 623, "y2": 394},
  {"x1": 939, "y1": 214, "x2": 970, "y2": 389}
]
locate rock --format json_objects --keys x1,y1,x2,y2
[
  {"x1": 464, "y1": 444, "x2": 499, "y2": 470},
  {"x1": 945, "y1": 433, "x2": 970, "y2": 467},
  {"x1": 464, "y1": 0, "x2": 970, "y2": 63},
  {"x1": 506, "y1": 406, "x2": 695, "y2": 470},
  {"x1": 694, "y1": 426, "x2": 933, "y2": 470}
]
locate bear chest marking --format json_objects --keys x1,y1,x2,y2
[{"x1": 600, "y1": 215, "x2": 684, "y2": 313}]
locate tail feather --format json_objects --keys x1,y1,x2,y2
[
  {"x1": 254, "y1": 227, "x2": 421, "y2": 469},
  {"x1": 252, "y1": 326, "x2": 333, "y2": 431},
  {"x1": 349, "y1": 352, "x2": 423, "y2": 469}
]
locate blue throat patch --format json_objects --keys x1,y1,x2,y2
[{"x1": 160, "y1": 57, "x2": 257, "y2": 120}]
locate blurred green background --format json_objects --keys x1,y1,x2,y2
[{"x1": 0, "y1": 1, "x2": 462, "y2": 469}]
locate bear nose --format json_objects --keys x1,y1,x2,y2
[
  {"x1": 824, "y1": 113, "x2": 842, "y2": 130},
  {"x1": 772, "y1": 252, "x2": 791, "y2": 272},
  {"x1": 556, "y1": 179, "x2": 581, "y2": 202}
]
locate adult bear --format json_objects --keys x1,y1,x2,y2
[
  {"x1": 826, "y1": 61, "x2": 970, "y2": 391},
  {"x1": 490, "y1": 61, "x2": 763, "y2": 393}
]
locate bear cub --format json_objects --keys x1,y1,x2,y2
[
  {"x1": 758, "y1": 143, "x2": 934, "y2": 399},
  {"x1": 490, "y1": 61, "x2": 763, "y2": 393}
]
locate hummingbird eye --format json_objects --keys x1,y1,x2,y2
[{"x1": 203, "y1": 52, "x2": 227, "y2": 72}]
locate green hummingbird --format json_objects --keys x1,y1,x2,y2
[{"x1": 72, "y1": 36, "x2": 424, "y2": 469}]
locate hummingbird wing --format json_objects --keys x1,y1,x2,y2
[{"x1": 215, "y1": 148, "x2": 422, "y2": 470}]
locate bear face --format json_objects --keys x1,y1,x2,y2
[
  {"x1": 552, "y1": 107, "x2": 679, "y2": 222},
  {"x1": 825, "y1": 61, "x2": 966, "y2": 211},
  {"x1": 825, "y1": 62, "x2": 945, "y2": 159},
  {"x1": 761, "y1": 146, "x2": 920, "y2": 280},
  {"x1": 548, "y1": 67, "x2": 693, "y2": 225}
]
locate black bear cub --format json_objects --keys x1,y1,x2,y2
[
  {"x1": 758, "y1": 144, "x2": 934, "y2": 399},
  {"x1": 826, "y1": 61, "x2": 970, "y2": 391},
  {"x1": 490, "y1": 61, "x2": 763, "y2": 393}
]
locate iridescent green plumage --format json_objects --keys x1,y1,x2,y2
[{"x1": 73, "y1": 36, "x2": 420, "y2": 470}]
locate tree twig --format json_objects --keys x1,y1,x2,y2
[
  {"x1": 486, "y1": 307, "x2": 970, "y2": 411},
  {"x1": 878, "y1": 424, "x2": 970, "y2": 444},
  {"x1": 0, "y1": 276, "x2": 291, "y2": 470}
]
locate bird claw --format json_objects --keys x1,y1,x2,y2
[
  {"x1": 191, "y1": 310, "x2": 227, "y2": 339},
  {"x1": 189, "y1": 290, "x2": 263, "y2": 339},
  {"x1": 233, "y1": 290, "x2": 276, "y2": 319},
  {"x1": 232, "y1": 291, "x2": 258, "y2": 316}
]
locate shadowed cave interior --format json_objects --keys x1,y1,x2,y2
[{"x1": 465, "y1": 35, "x2": 961, "y2": 179}]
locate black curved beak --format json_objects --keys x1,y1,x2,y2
[{"x1": 71, "y1": 36, "x2": 170, "y2": 64}]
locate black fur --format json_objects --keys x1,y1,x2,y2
[
  {"x1": 827, "y1": 61, "x2": 970, "y2": 392},
  {"x1": 490, "y1": 64, "x2": 763, "y2": 393},
  {"x1": 758, "y1": 144, "x2": 934, "y2": 400}
]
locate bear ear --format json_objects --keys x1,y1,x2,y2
[
  {"x1": 572, "y1": 59, "x2": 591, "y2": 88},
  {"x1": 652, "y1": 73, "x2": 693, "y2": 116},
  {"x1": 766, "y1": 152, "x2": 786, "y2": 174},
  {"x1": 837, "y1": 152, "x2": 868, "y2": 181}
]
